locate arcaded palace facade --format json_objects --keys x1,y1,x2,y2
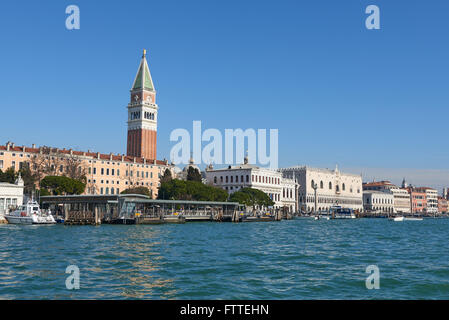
[
  {"x1": 0, "y1": 51, "x2": 173, "y2": 198},
  {"x1": 280, "y1": 165, "x2": 363, "y2": 212}
]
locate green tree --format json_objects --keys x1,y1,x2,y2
[
  {"x1": 40, "y1": 176, "x2": 85, "y2": 195},
  {"x1": 186, "y1": 166, "x2": 202, "y2": 182},
  {"x1": 160, "y1": 168, "x2": 173, "y2": 184},
  {"x1": 158, "y1": 179, "x2": 228, "y2": 202},
  {"x1": 229, "y1": 191, "x2": 252, "y2": 206},
  {"x1": 39, "y1": 189, "x2": 51, "y2": 197},
  {"x1": 120, "y1": 186, "x2": 151, "y2": 197},
  {"x1": 229, "y1": 188, "x2": 274, "y2": 208},
  {"x1": 0, "y1": 167, "x2": 16, "y2": 184},
  {"x1": 19, "y1": 166, "x2": 37, "y2": 195}
]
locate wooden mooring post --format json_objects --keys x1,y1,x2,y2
[{"x1": 232, "y1": 210, "x2": 240, "y2": 222}]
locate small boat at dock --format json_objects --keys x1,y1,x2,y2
[
  {"x1": 5, "y1": 200, "x2": 56, "y2": 225},
  {"x1": 329, "y1": 206, "x2": 356, "y2": 219}
]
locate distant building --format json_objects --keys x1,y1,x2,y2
[
  {"x1": 363, "y1": 181, "x2": 410, "y2": 213},
  {"x1": 363, "y1": 190, "x2": 394, "y2": 214},
  {"x1": 205, "y1": 156, "x2": 298, "y2": 212},
  {"x1": 415, "y1": 187, "x2": 438, "y2": 214},
  {"x1": 0, "y1": 143, "x2": 173, "y2": 197},
  {"x1": 407, "y1": 188, "x2": 427, "y2": 214},
  {"x1": 438, "y1": 196, "x2": 448, "y2": 214},
  {"x1": 0, "y1": 173, "x2": 24, "y2": 215},
  {"x1": 127, "y1": 49, "x2": 158, "y2": 160},
  {"x1": 280, "y1": 165, "x2": 363, "y2": 212}
]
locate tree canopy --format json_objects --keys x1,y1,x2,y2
[
  {"x1": 186, "y1": 166, "x2": 202, "y2": 182},
  {"x1": 40, "y1": 176, "x2": 85, "y2": 195},
  {"x1": 160, "y1": 168, "x2": 173, "y2": 184},
  {"x1": 0, "y1": 168, "x2": 16, "y2": 184},
  {"x1": 158, "y1": 179, "x2": 228, "y2": 202},
  {"x1": 229, "y1": 187, "x2": 274, "y2": 207},
  {"x1": 120, "y1": 186, "x2": 152, "y2": 197}
]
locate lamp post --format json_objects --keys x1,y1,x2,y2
[{"x1": 312, "y1": 183, "x2": 318, "y2": 215}]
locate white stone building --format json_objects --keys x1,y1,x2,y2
[
  {"x1": 363, "y1": 181, "x2": 410, "y2": 213},
  {"x1": 204, "y1": 157, "x2": 298, "y2": 212},
  {"x1": 280, "y1": 165, "x2": 363, "y2": 212},
  {"x1": 363, "y1": 190, "x2": 395, "y2": 213},
  {"x1": 0, "y1": 173, "x2": 24, "y2": 216},
  {"x1": 391, "y1": 188, "x2": 411, "y2": 213}
]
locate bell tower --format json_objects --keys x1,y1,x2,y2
[{"x1": 127, "y1": 49, "x2": 158, "y2": 160}]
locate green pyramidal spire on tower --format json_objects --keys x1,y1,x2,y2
[{"x1": 132, "y1": 49, "x2": 154, "y2": 91}]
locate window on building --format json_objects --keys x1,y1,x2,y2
[
  {"x1": 329, "y1": 182, "x2": 332, "y2": 190},
  {"x1": 0, "y1": 160, "x2": 4, "y2": 169},
  {"x1": 214, "y1": 177, "x2": 217, "y2": 184},
  {"x1": 246, "y1": 175, "x2": 249, "y2": 182},
  {"x1": 101, "y1": 168, "x2": 104, "y2": 175},
  {"x1": 112, "y1": 169, "x2": 115, "y2": 176},
  {"x1": 93, "y1": 168, "x2": 97, "y2": 175}
]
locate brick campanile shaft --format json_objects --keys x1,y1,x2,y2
[{"x1": 126, "y1": 49, "x2": 158, "y2": 160}]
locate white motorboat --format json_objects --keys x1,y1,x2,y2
[
  {"x1": 404, "y1": 217, "x2": 423, "y2": 221},
  {"x1": 329, "y1": 206, "x2": 357, "y2": 219},
  {"x1": 5, "y1": 200, "x2": 56, "y2": 225},
  {"x1": 392, "y1": 216, "x2": 423, "y2": 222}
]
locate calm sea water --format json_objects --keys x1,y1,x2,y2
[{"x1": 0, "y1": 218, "x2": 448, "y2": 299}]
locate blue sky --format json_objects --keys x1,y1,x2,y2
[{"x1": 0, "y1": 1, "x2": 448, "y2": 189}]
